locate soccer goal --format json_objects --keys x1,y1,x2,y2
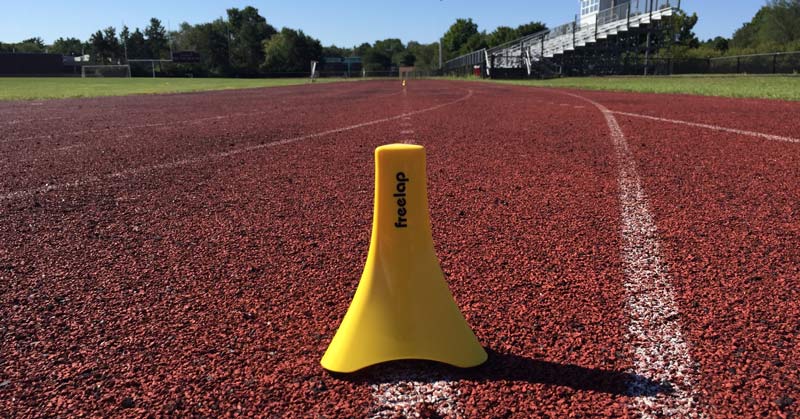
[{"x1": 81, "y1": 65, "x2": 132, "y2": 78}]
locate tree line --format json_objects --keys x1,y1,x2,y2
[
  {"x1": 671, "y1": 0, "x2": 800, "y2": 58},
  {"x1": 6, "y1": 2, "x2": 796, "y2": 75},
  {"x1": 0, "y1": 6, "x2": 548, "y2": 76}
]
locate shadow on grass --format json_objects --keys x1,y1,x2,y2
[{"x1": 330, "y1": 348, "x2": 672, "y2": 397}]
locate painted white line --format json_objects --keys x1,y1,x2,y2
[
  {"x1": 2, "y1": 116, "x2": 64, "y2": 126},
  {"x1": 54, "y1": 143, "x2": 85, "y2": 152},
  {"x1": 1, "y1": 89, "x2": 473, "y2": 203},
  {"x1": 612, "y1": 111, "x2": 800, "y2": 144},
  {"x1": 1, "y1": 113, "x2": 256, "y2": 145},
  {"x1": 1, "y1": 90, "x2": 406, "y2": 145},
  {"x1": 564, "y1": 92, "x2": 704, "y2": 418},
  {"x1": 371, "y1": 378, "x2": 460, "y2": 419},
  {"x1": 371, "y1": 91, "x2": 455, "y2": 418}
]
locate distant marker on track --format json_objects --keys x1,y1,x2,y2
[{"x1": 565, "y1": 92, "x2": 705, "y2": 418}]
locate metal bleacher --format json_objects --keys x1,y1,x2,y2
[{"x1": 445, "y1": 0, "x2": 679, "y2": 78}]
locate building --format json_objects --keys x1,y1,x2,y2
[{"x1": 580, "y1": 0, "x2": 632, "y2": 26}]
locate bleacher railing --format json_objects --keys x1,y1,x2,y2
[{"x1": 444, "y1": 0, "x2": 681, "y2": 76}]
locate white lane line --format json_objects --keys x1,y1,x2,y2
[
  {"x1": 371, "y1": 93, "x2": 456, "y2": 419},
  {"x1": 2, "y1": 116, "x2": 64, "y2": 126},
  {"x1": 54, "y1": 143, "x2": 85, "y2": 152},
  {"x1": 612, "y1": 111, "x2": 800, "y2": 144},
  {"x1": 565, "y1": 92, "x2": 705, "y2": 418},
  {"x1": 371, "y1": 378, "x2": 460, "y2": 419},
  {"x1": 1, "y1": 112, "x2": 262, "y2": 145},
  {"x1": 1, "y1": 90, "x2": 473, "y2": 203},
  {"x1": 1, "y1": 90, "x2": 406, "y2": 145}
]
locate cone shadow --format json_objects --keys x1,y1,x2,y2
[{"x1": 331, "y1": 348, "x2": 673, "y2": 397}]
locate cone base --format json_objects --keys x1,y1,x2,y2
[{"x1": 321, "y1": 350, "x2": 488, "y2": 374}]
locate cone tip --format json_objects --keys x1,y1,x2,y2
[{"x1": 376, "y1": 143, "x2": 425, "y2": 153}]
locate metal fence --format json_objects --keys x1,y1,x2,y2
[{"x1": 706, "y1": 52, "x2": 800, "y2": 74}]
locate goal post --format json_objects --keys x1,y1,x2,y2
[
  {"x1": 81, "y1": 65, "x2": 132, "y2": 78},
  {"x1": 399, "y1": 66, "x2": 416, "y2": 80},
  {"x1": 310, "y1": 60, "x2": 319, "y2": 82}
]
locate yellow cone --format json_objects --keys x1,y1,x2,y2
[{"x1": 321, "y1": 144, "x2": 487, "y2": 373}]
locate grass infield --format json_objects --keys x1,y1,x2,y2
[
  {"x1": 2, "y1": 75, "x2": 799, "y2": 102},
  {"x1": 482, "y1": 74, "x2": 800, "y2": 101},
  {"x1": 0, "y1": 77, "x2": 349, "y2": 101}
]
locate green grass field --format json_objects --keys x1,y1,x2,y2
[
  {"x1": 2, "y1": 75, "x2": 799, "y2": 102},
  {"x1": 483, "y1": 74, "x2": 800, "y2": 101},
  {"x1": 0, "y1": 77, "x2": 348, "y2": 101}
]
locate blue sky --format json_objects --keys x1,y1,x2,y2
[{"x1": 2, "y1": 1, "x2": 766, "y2": 46}]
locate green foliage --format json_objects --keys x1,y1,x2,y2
[
  {"x1": 51, "y1": 37, "x2": 84, "y2": 56},
  {"x1": 89, "y1": 27, "x2": 122, "y2": 63},
  {"x1": 227, "y1": 7, "x2": 277, "y2": 76},
  {"x1": 444, "y1": 19, "x2": 547, "y2": 57},
  {"x1": 487, "y1": 26, "x2": 518, "y2": 48},
  {"x1": 406, "y1": 41, "x2": 439, "y2": 71},
  {"x1": 665, "y1": 10, "x2": 700, "y2": 49},
  {"x1": 710, "y1": 36, "x2": 730, "y2": 53},
  {"x1": 442, "y1": 18, "x2": 485, "y2": 60},
  {"x1": 1, "y1": 38, "x2": 47, "y2": 53},
  {"x1": 731, "y1": 0, "x2": 800, "y2": 53},
  {"x1": 357, "y1": 38, "x2": 424, "y2": 71},
  {"x1": 516, "y1": 21, "x2": 548, "y2": 38},
  {"x1": 145, "y1": 18, "x2": 170, "y2": 59},
  {"x1": 262, "y1": 28, "x2": 322, "y2": 74},
  {"x1": 126, "y1": 28, "x2": 149, "y2": 60},
  {"x1": 322, "y1": 45, "x2": 352, "y2": 58}
]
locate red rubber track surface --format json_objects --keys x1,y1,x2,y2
[{"x1": 0, "y1": 80, "x2": 797, "y2": 418}]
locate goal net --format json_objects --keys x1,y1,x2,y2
[{"x1": 81, "y1": 65, "x2": 132, "y2": 78}]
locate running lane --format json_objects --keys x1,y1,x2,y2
[
  {"x1": 0, "y1": 82, "x2": 470, "y2": 417},
  {"x1": 599, "y1": 91, "x2": 800, "y2": 418},
  {"x1": 339, "y1": 82, "x2": 642, "y2": 418},
  {"x1": 574, "y1": 89, "x2": 800, "y2": 141},
  {"x1": 1, "y1": 80, "x2": 638, "y2": 418}
]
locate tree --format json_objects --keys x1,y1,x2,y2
[
  {"x1": 442, "y1": 18, "x2": 486, "y2": 59},
  {"x1": 711, "y1": 36, "x2": 729, "y2": 53},
  {"x1": 227, "y1": 6, "x2": 277, "y2": 76},
  {"x1": 322, "y1": 45, "x2": 352, "y2": 58},
  {"x1": 516, "y1": 21, "x2": 547, "y2": 37},
  {"x1": 399, "y1": 51, "x2": 416, "y2": 66},
  {"x1": 126, "y1": 28, "x2": 148, "y2": 59},
  {"x1": 120, "y1": 26, "x2": 130, "y2": 60},
  {"x1": 671, "y1": 10, "x2": 700, "y2": 49},
  {"x1": 406, "y1": 41, "x2": 439, "y2": 70},
  {"x1": 104, "y1": 27, "x2": 122, "y2": 62},
  {"x1": 145, "y1": 18, "x2": 169, "y2": 59},
  {"x1": 487, "y1": 26, "x2": 518, "y2": 48},
  {"x1": 51, "y1": 37, "x2": 84, "y2": 56},
  {"x1": 732, "y1": 0, "x2": 800, "y2": 52},
  {"x1": 262, "y1": 28, "x2": 322, "y2": 74},
  {"x1": 89, "y1": 29, "x2": 120, "y2": 63},
  {"x1": 6, "y1": 38, "x2": 46, "y2": 53},
  {"x1": 353, "y1": 42, "x2": 372, "y2": 57},
  {"x1": 659, "y1": 9, "x2": 700, "y2": 57},
  {"x1": 759, "y1": 0, "x2": 800, "y2": 48}
]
